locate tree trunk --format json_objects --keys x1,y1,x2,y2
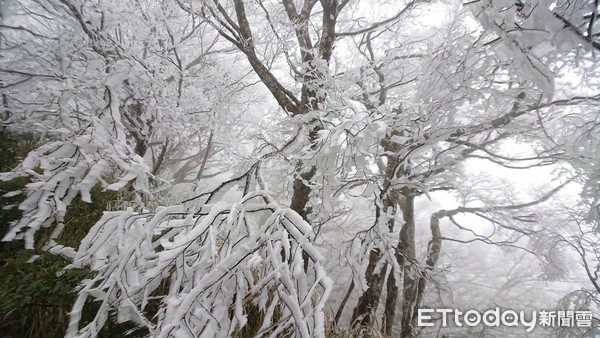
[
  {"x1": 410, "y1": 211, "x2": 444, "y2": 336},
  {"x1": 399, "y1": 192, "x2": 416, "y2": 338},
  {"x1": 383, "y1": 265, "x2": 399, "y2": 335},
  {"x1": 351, "y1": 249, "x2": 388, "y2": 328},
  {"x1": 352, "y1": 120, "x2": 407, "y2": 331}
]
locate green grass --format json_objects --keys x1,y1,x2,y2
[{"x1": 0, "y1": 130, "x2": 142, "y2": 337}]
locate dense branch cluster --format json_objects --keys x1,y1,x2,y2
[
  {"x1": 1, "y1": 0, "x2": 600, "y2": 337},
  {"x1": 63, "y1": 185, "x2": 331, "y2": 337}
]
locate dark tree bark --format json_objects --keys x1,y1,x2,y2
[
  {"x1": 383, "y1": 264, "x2": 398, "y2": 335},
  {"x1": 398, "y1": 192, "x2": 417, "y2": 338},
  {"x1": 352, "y1": 112, "x2": 408, "y2": 330},
  {"x1": 228, "y1": 0, "x2": 336, "y2": 224},
  {"x1": 351, "y1": 249, "x2": 388, "y2": 328}
]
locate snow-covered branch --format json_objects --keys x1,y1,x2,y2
[{"x1": 64, "y1": 190, "x2": 332, "y2": 337}]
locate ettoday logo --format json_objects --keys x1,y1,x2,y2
[{"x1": 417, "y1": 308, "x2": 593, "y2": 332}]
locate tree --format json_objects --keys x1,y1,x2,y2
[
  {"x1": 2, "y1": 0, "x2": 600, "y2": 337},
  {"x1": 0, "y1": 0, "x2": 265, "y2": 245}
]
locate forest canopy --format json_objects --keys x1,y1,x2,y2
[{"x1": 1, "y1": 0, "x2": 600, "y2": 337}]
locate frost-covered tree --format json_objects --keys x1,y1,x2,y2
[
  {"x1": 0, "y1": 0, "x2": 265, "y2": 246},
  {"x1": 1, "y1": 0, "x2": 332, "y2": 336},
  {"x1": 2, "y1": 0, "x2": 600, "y2": 337}
]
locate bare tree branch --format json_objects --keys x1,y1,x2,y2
[{"x1": 336, "y1": 0, "x2": 421, "y2": 37}]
